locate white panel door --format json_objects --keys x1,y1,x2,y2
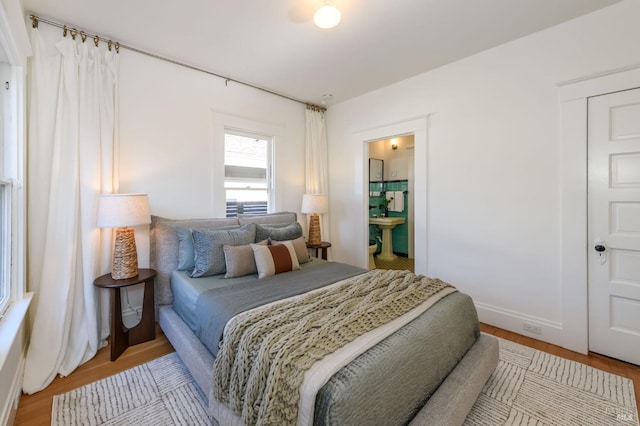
[{"x1": 588, "y1": 87, "x2": 640, "y2": 366}]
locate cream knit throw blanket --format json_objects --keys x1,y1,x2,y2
[{"x1": 212, "y1": 269, "x2": 454, "y2": 426}]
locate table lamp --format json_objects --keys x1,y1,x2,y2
[
  {"x1": 97, "y1": 193, "x2": 151, "y2": 280},
  {"x1": 301, "y1": 194, "x2": 328, "y2": 246}
]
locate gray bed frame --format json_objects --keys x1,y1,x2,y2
[{"x1": 150, "y1": 212, "x2": 499, "y2": 426}]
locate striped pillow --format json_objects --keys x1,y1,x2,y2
[
  {"x1": 251, "y1": 240, "x2": 301, "y2": 279},
  {"x1": 272, "y1": 236, "x2": 310, "y2": 264}
]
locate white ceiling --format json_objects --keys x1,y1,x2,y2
[{"x1": 23, "y1": 0, "x2": 620, "y2": 105}]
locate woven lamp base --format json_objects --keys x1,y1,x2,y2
[
  {"x1": 111, "y1": 227, "x2": 139, "y2": 280},
  {"x1": 307, "y1": 213, "x2": 322, "y2": 246}
]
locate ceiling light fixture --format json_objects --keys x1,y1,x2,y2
[
  {"x1": 314, "y1": 3, "x2": 342, "y2": 29},
  {"x1": 321, "y1": 93, "x2": 334, "y2": 104}
]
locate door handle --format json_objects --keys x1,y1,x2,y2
[{"x1": 594, "y1": 240, "x2": 607, "y2": 265}]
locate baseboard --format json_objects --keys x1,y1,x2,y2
[{"x1": 474, "y1": 301, "x2": 572, "y2": 351}]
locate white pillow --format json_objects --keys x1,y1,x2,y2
[{"x1": 251, "y1": 240, "x2": 301, "y2": 279}]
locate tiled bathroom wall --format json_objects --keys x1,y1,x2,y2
[{"x1": 368, "y1": 180, "x2": 409, "y2": 256}]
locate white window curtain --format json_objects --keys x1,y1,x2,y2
[
  {"x1": 304, "y1": 106, "x2": 330, "y2": 242},
  {"x1": 23, "y1": 27, "x2": 118, "y2": 393}
]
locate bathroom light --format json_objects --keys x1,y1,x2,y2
[{"x1": 314, "y1": 4, "x2": 342, "y2": 29}]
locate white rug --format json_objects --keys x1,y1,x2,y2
[
  {"x1": 464, "y1": 339, "x2": 638, "y2": 425},
  {"x1": 52, "y1": 338, "x2": 638, "y2": 425}
]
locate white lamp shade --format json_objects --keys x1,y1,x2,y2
[
  {"x1": 301, "y1": 194, "x2": 328, "y2": 214},
  {"x1": 97, "y1": 194, "x2": 151, "y2": 228}
]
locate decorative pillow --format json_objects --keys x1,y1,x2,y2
[
  {"x1": 176, "y1": 227, "x2": 196, "y2": 271},
  {"x1": 255, "y1": 222, "x2": 303, "y2": 242},
  {"x1": 223, "y1": 239, "x2": 268, "y2": 278},
  {"x1": 238, "y1": 211, "x2": 297, "y2": 226},
  {"x1": 177, "y1": 225, "x2": 239, "y2": 271},
  {"x1": 251, "y1": 240, "x2": 300, "y2": 279},
  {"x1": 273, "y1": 236, "x2": 310, "y2": 264},
  {"x1": 191, "y1": 223, "x2": 256, "y2": 278}
]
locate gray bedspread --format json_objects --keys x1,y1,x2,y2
[
  {"x1": 194, "y1": 261, "x2": 366, "y2": 356},
  {"x1": 314, "y1": 291, "x2": 480, "y2": 426}
]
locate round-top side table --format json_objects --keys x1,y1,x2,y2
[
  {"x1": 306, "y1": 241, "x2": 331, "y2": 260},
  {"x1": 93, "y1": 268, "x2": 157, "y2": 361}
]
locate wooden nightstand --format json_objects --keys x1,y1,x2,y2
[
  {"x1": 93, "y1": 269, "x2": 157, "y2": 361},
  {"x1": 306, "y1": 241, "x2": 331, "y2": 260}
]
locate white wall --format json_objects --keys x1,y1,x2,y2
[
  {"x1": 326, "y1": 0, "x2": 640, "y2": 349},
  {"x1": 116, "y1": 49, "x2": 307, "y2": 265},
  {"x1": 28, "y1": 22, "x2": 308, "y2": 327}
]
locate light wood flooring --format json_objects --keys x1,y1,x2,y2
[
  {"x1": 14, "y1": 323, "x2": 640, "y2": 425},
  {"x1": 14, "y1": 324, "x2": 174, "y2": 426}
]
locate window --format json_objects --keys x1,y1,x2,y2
[
  {"x1": 0, "y1": 59, "x2": 23, "y2": 317},
  {"x1": 0, "y1": 180, "x2": 9, "y2": 314},
  {"x1": 0, "y1": 8, "x2": 29, "y2": 323},
  {"x1": 224, "y1": 130, "x2": 273, "y2": 217},
  {"x1": 0, "y1": 61, "x2": 10, "y2": 315}
]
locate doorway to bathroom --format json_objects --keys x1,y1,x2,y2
[{"x1": 367, "y1": 136, "x2": 415, "y2": 272}]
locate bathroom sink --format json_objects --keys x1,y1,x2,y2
[
  {"x1": 369, "y1": 217, "x2": 405, "y2": 226},
  {"x1": 369, "y1": 217, "x2": 405, "y2": 261}
]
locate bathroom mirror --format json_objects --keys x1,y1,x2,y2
[{"x1": 369, "y1": 158, "x2": 383, "y2": 182}]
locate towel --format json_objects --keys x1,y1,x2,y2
[
  {"x1": 391, "y1": 191, "x2": 404, "y2": 212},
  {"x1": 386, "y1": 192, "x2": 395, "y2": 211}
]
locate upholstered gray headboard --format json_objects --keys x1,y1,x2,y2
[{"x1": 150, "y1": 212, "x2": 298, "y2": 307}]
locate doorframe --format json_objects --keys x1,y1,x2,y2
[
  {"x1": 559, "y1": 65, "x2": 640, "y2": 354},
  {"x1": 356, "y1": 117, "x2": 429, "y2": 275}
]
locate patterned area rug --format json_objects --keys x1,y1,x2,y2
[
  {"x1": 465, "y1": 339, "x2": 638, "y2": 425},
  {"x1": 52, "y1": 338, "x2": 638, "y2": 425}
]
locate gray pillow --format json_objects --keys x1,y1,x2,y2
[
  {"x1": 255, "y1": 222, "x2": 303, "y2": 242},
  {"x1": 176, "y1": 227, "x2": 195, "y2": 271},
  {"x1": 191, "y1": 223, "x2": 256, "y2": 277},
  {"x1": 223, "y1": 239, "x2": 268, "y2": 278},
  {"x1": 177, "y1": 225, "x2": 240, "y2": 271},
  {"x1": 238, "y1": 211, "x2": 297, "y2": 226}
]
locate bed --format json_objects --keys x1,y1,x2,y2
[{"x1": 150, "y1": 212, "x2": 499, "y2": 426}]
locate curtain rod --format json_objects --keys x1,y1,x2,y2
[{"x1": 29, "y1": 14, "x2": 326, "y2": 111}]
